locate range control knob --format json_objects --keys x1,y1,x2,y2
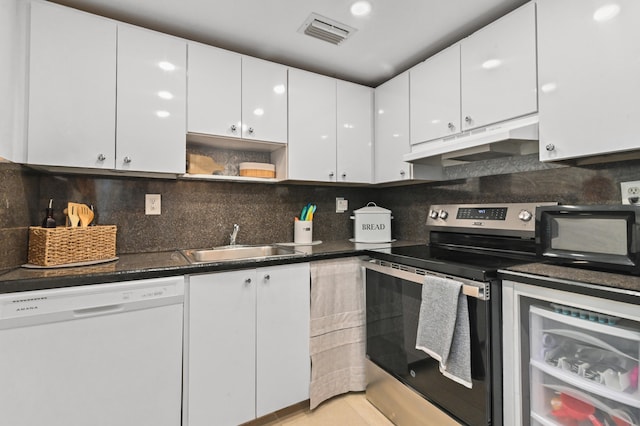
[
  {"x1": 518, "y1": 209, "x2": 533, "y2": 222},
  {"x1": 429, "y1": 210, "x2": 439, "y2": 219},
  {"x1": 438, "y1": 210, "x2": 449, "y2": 220}
]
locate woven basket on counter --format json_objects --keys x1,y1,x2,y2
[{"x1": 27, "y1": 225, "x2": 117, "y2": 266}]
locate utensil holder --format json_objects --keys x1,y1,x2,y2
[{"x1": 294, "y1": 221, "x2": 313, "y2": 244}]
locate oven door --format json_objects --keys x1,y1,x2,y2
[{"x1": 364, "y1": 260, "x2": 501, "y2": 426}]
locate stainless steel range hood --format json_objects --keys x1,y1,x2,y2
[{"x1": 404, "y1": 115, "x2": 539, "y2": 165}]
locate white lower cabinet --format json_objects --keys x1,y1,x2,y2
[{"x1": 185, "y1": 263, "x2": 310, "y2": 426}]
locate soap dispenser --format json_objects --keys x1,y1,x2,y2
[{"x1": 41, "y1": 199, "x2": 56, "y2": 228}]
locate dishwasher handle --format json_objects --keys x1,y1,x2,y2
[{"x1": 73, "y1": 304, "x2": 125, "y2": 318}]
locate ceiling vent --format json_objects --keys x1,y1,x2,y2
[{"x1": 298, "y1": 13, "x2": 357, "y2": 45}]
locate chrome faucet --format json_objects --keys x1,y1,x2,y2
[{"x1": 229, "y1": 224, "x2": 239, "y2": 246}]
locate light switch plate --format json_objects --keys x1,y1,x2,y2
[
  {"x1": 621, "y1": 181, "x2": 640, "y2": 204},
  {"x1": 145, "y1": 194, "x2": 161, "y2": 215},
  {"x1": 336, "y1": 197, "x2": 348, "y2": 213}
]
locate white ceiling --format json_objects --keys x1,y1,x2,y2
[{"x1": 49, "y1": 0, "x2": 529, "y2": 87}]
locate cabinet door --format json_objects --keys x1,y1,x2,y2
[
  {"x1": 374, "y1": 72, "x2": 412, "y2": 183},
  {"x1": 337, "y1": 81, "x2": 373, "y2": 184},
  {"x1": 538, "y1": 0, "x2": 640, "y2": 161},
  {"x1": 410, "y1": 44, "x2": 461, "y2": 144},
  {"x1": 187, "y1": 42, "x2": 241, "y2": 138},
  {"x1": 27, "y1": 2, "x2": 116, "y2": 169},
  {"x1": 288, "y1": 69, "x2": 337, "y2": 182},
  {"x1": 256, "y1": 263, "x2": 310, "y2": 417},
  {"x1": 242, "y1": 57, "x2": 288, "y2": 143},
  {"x1": 461, "y1": 2, "x2": 537, "y2": 131},
  {"x1": 187, "y1": 270, "x2": 256, "y2": 426},
  {"x1": 116, "y1": 25, "x2": 186, "y2": 173}
]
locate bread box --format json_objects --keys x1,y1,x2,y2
[{"x1": 350, "y1": 202, "x2": 393, "y2": 243}]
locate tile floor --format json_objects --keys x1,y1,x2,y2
[{"x1": 246, "y1": 392, "x2": 394, "y2": 426}]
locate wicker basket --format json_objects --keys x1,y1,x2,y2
[
  {"x1": 239, "y1": 162, "x2": 276, "y2": 178},
  {"x1": 27, "y1": 225, "x2": 117, "y2": 266}
]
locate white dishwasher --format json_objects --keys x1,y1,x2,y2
[{"x1": 0, "y1": 276, "x2": 184, "y2": 426}]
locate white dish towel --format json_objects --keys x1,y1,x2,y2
[
  {"x1": 415, "y1": 275, "x2": 472, "y2": 388},
  {"x1": 309, "y1": 258, "x2": 367, "y2": 409}
]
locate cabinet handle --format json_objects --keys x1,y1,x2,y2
[
  {"x1": 329, "y1": 171, "x2": 335, "y2": 178},
  {"x1": 341, "y1": 172, "x2": 347, "y2": 179},
  {"x1": 263, "y1": 274, "x2": 270, "y2": 281},
  {"x1": 230, "y1": 124, "x2": 237, "y2": 132},
  {"x1": 464, "y1": 116, "x2": 472, "y2": 124},
  {"x1": 546, "y1": 144, "x2": 555, "y2": 152},
  {"x1": 248, "y1": 127, "x2": 254, "y2": 134},
  {"x1": 123, "y1": 156, "x2": 132, "y2": 164},
  {"x1": 447, "y1": 122, "x2": 455, "y2": 130},
  {"x1": 97, "y1": 154, "x2": 106, "y2": 161},
  {"x1": 244, "y1": 278, "x2": 252, "y2": 284},
  {"x1": 400, "y1": 170, "x2": 406, "y2": 177}
]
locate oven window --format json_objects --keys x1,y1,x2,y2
[
  {"x1": 365, "y1": 269, "x2": 490, "y2": 426},
  {"x1": 551, "y1": 218, "x2": 627, "y2": 256}
]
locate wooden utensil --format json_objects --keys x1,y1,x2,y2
[
  {"x1": 67, "y1": 202, "x2": 80, "y2": 228},
  {"x1": 77, "y1": 204, "x2": 94, "y2": 227}
]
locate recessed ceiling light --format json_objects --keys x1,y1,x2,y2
[{"x1": 350, "y1": 1, "x2": 372, "y2": 17}]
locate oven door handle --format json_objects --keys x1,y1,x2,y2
[{"x1": 363, "y1": 259, "x2": 489, "y2": 301}]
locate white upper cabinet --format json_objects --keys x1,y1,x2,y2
[
  {"x1": 116, "y1": 25, "x2": 186, "y2": 173},
  {"x1": 241, "y1": 57, "x2": 288, "y2": 143},
  {"x1": 27, "y1": 2, "x2": 186, "y2": 174},
  {"x1": 288, "y1": 70, "x2": 373, "y2": 183},
  {"x1": 27, "y1": 1, "x2": 116, "y2": 169},
  {"x1": 460, "y1": 2, "x2": 537, "y2": 131},
  {"x1": 336, "y1": 81, "x2": 373, "y2": 184},
  {"x1": 187, "y1": 44, "x2": 287, "y2": 144},
  {"x1": 288, "y1": 69, "x2": 337, "y2": 182},
  {"x1": 374, "y1": 72, "x2": 412, "y2": 183},
  {"x1": 410, "y1": 44, "x2": 461, "y2": 144},
  {"x1": 538, "y1": 0, "x2": 640, "y2": 162},
  {"x1": 187, "y1": 43, "x2": 241, "y2": 139}
]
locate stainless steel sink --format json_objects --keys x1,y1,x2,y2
[{"x1": 180, "y1": 245, "x2": 303, "y2": 264}]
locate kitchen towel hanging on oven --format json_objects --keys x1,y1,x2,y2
[{"x1": 415, "y1": 275, "x2": 472, "y2": 388}]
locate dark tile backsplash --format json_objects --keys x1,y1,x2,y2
[{"x1": 2, "y1": 158, "x2": 640, "y2": 269}]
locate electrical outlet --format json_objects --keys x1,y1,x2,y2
[
  {"x1": 620, "y1": 181, "x2": 640, "y2": 205},
  {"x1": 336, "y1": 197, "x2": 348, "y2": 213},
  {"x1": 145, "y1": 194, "x2": 161, "y2": 215}
]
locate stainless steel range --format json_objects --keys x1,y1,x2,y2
[{"x1": 363, "y1": 202, "x2": 556, "y2": 426}]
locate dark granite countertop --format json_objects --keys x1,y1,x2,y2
[
  {"x1": 499, "y1": 262, "x2": 640, "y2": 306},
  {"x1": 0, "y1": 240, "x2": 424, "y2": 294},
  {"x1": 500, "y1": 263, "x2": 640, "y2": 293}
]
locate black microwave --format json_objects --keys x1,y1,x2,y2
[{"x1": 536, "y1": 205, "x2": 640, "y2": 274}]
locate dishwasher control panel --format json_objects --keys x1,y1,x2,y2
[{"x1": 0, "y1": 277, "x2": 184, "y2": 320}]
